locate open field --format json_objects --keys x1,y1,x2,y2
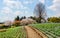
[
  {"x1": 31, "y1": 23, "x2": 60, "y2": 38},
  {"x1": 0, "y1": 26, "x2": 26, "y2": 38},
  {"x1": 0, "y1": 23, "x2": 60, "y2": 38}
]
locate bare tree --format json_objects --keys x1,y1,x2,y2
[{"x1": 34, "y1": 2, "x2": 47, "y2": 23}]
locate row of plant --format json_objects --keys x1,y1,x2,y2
[
  {"x1": 0, "y1": 26, "x2": 26, "y2": 38},
  {"x1": 31, "y1": 23, "x2": 60, "y2": 38}
]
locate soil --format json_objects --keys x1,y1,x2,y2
[{"x1": 25, "y1": 26, "x2": 48, "y2": 38}]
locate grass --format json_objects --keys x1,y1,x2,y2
[
  {"x1": 31, "y1": 23, "x2": 60, "y2": 38},
  {"x1": 0, "y1": 26, "x2": 26, "y2": 38}
]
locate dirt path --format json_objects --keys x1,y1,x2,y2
[{"x1": 25, "y1": 26, "x2": 48, "y2": 38}]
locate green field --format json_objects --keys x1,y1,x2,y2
[
  {"x1": 0, "y1": 26, "x2": 26, "y2": 38},
  {"x1": 0, "y1": 23, "x2": 60, "y2": 38},
  {"x1": 31, "y1": 23, "x2": 60, "y2": 38}
]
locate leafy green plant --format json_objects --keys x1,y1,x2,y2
[
  {"x1": 0, "y1": 26, "x2": 26, "y2": 38},
  {"x1": 31, "y1": 23, "x2": 60, "y2": 38}
]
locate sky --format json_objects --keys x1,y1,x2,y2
[{"x1": 0, "y1": 0, "x2": 60, "y2": 22}]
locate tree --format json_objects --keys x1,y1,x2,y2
[
  {"x1": 47, "y1": 17, "x2": 60, "y2": 23},
  {"x1": 29, "y1": 16, "x2": 36, "y2": 20},
  {"x1": 15, "y1": 16, "x2": 20, "y2": 21},
  {"x1": 20, "y1": 16, "x2": 26, "y2": 20},
  {"x1": 34, "y1": 2, "x2": 47, "y2": 23},
  {"x1": 24, "y1": 16, "x2": 26, "y2": 19},
  {"x1": 14, "y1": 16, "x2": 20, "y2": 26}
]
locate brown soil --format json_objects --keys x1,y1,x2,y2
[{"x1": 25, "y1": 26, "x2": 48, "y2": 38}]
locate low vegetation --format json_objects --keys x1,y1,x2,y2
[
  {"x1": 47, "y1": 17, "x2": 60, "y2": 23},
  {"x1": 0, "y1": 26, "x2": 26, "y2": 38},
  {"x1": 31, "y1": 23, "x2": 60, "y2": 38}
]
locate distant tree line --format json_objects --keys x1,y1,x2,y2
[
  {"x1": 29, "y1": 16, "x2": 46, "y2": 23},
  {"x1": 47, "y1": 17, "x2": 60, "y2": 23},
  {"x1": 14, "y1": 16, "x2": 37, "y2": 26},
  {"x1": 15, "y1": 16, "x2": 26, "y2": 21},
  {"x1": 29, "y1": 16, "x2": 60, "y2": 23}
]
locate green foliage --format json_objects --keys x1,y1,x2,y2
[
  {"x1": 32, "y1": 23, "x2": 60, "y2": 38},
  {"x1": 15, "y1": 16, "x2": 26, "y2": 21},
  {"x1": 20, "y1": 16, "x2": 26, "y2": 20},
  {"x1": 12, "y1": 24, "x2": 20, "y2": 27},
  {"x1": 29, "y1": 16, "x2": 46, "y2": 23},
  {"x1": 47, "y1": 17, "x2": 60, "y2": 23},
  {"x1": 35, "y1": 18, "x2": 41, "y2": 23},
  {"x1": 0, "y1": 25, "x2": 11, "y2": 29},
  {"x1": 15, "y1": 16, "x2": 20, "y2": 21},
  {"x1": 0, "y1": 26, "x2": 26, "y2": 38}
]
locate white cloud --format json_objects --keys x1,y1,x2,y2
[
  {"x1": 3, "y1": 0, "x2": 30, "y2": 10},
  {"x1": 1, "y1": 0, "x2": 31, "y2": 22},
  {"x1": 23, "y1": 0, "x2": 34, "y2": 4},
  {"x1": 3, "y1": 0, "x2": 23, "y2": 9},
  {"x1": 48, "y1": 0, "x2": 60, "y2": 17},
  {"x1": 0, "y1": 14, "x2": 15, "y2": 22},
  {"x1": 14, "y1": 10, "x2": 30, "y2": 16},
  {"x1": 54, "y1": 13, "x2": 60, "y2": 17},
  {"x1": 48, "y1": 5, "x2": 57, "y2": 11},
  {"x1": 14, "y1": 11, "x2": 23, "y2": 16},
  {"x1": 53, "y1": 0, "x2": 60, "y2": 3},
  {"x1": 39, "y1": 0, "x2": 45, "y2": 3},
  {"x1": 22, "y1": 7, "x2": 30, "y2": 10},
  {"x1": 1, "y1": 7, "x2": 12, "y2": 14},
  {"x1": 14, "y1": 10, "x2": 30, "y2": 17},
  {"x1": 3, "y1": 17, "x2": 13, "y2": 21},
  {"x1": 25, "y1": 11, "x2": 28, "y2": 14},
  {"x1": 1, "y1": 0, "x2": 30, "y2": 16}
]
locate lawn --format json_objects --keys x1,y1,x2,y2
[
  {"x1": 0, "y1": 26, "x2": 26, "y2": 38},
  {"x1": 31, "y1": 23, "x2": 60, "y2": 38}
]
